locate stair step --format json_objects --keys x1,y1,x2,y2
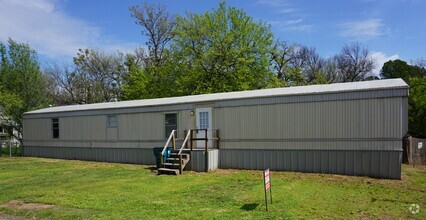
[
  {"x1": 162, "y1": 162, "x2": 180, "y2": 167},
  {"x1": 166, "y1": 158, "x2": 189, "y2": 162},
  {"x1": 157, "y1": 168, "x2": 179, "y2": 175},
  {"x1": 170, "y1": 153, "x2": 190, "y2": 157},
  {"x1": 171, "y1": 149, "x2": 190, "y2": 153}
]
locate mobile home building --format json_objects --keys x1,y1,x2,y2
[{"x1": 23, "y1": 79, "x2": 408, "y2": 179}]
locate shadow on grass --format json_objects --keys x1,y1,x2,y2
[
  {"x1": 240, "y1": 203, "x2": 259, "y2": 211},
  {"x1": 144, "y1": 166, "x2": 157, "y2": 171}
]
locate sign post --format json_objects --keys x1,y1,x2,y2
[{"x1": 263, "y1": 168, "x2": 272, "y2": 211}]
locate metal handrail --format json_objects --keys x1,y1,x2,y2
[
  {"x1": 161, "y1": 130, "x2": 175, "y2": 156},
  {"x1": 178, "y1": 130, "x2": 192, "y2": 155}
]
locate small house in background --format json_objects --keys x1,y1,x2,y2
[
  {"x1": 22, "y1": 79, "x2": 408, "y2": 179},
  {"x1": 0, "y1": 115, "x2": 20, "y2": 149}
]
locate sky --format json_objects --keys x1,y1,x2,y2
[{"x1": 0, "y1": 0, "x2": 425, "y2": 75}]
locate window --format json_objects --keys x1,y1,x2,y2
[
  {"x1": 199, "y1": 112, "x2": 209, "y2": 129},
  {"x1": 165, "y1": 113, "x2": 177, "y2": 138},
  {"x1": 52, "y1": 118, "x2": 59, "y2": 139},
  {"x1": 107, "y1": 115, "x2": 117, "y2": 128}
]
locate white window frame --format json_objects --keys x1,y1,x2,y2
[
  {"x1": 164, "y1": 112, "x2": 178, "y2": 138},
  {"x1": 107, "y1": 115, "x2": 118, "y2": 128}
]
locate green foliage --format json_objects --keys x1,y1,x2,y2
[
  {"x1": 408, "y1": 77, "x2": 426, "y2": 137},
  {"x1": 381, "y1": 60, "x2": 426, "y2": 137},
  {"x1": 72, "y1": 48, "x2": 126, "y2": 102},
  {"x1": 381, "y1": 59, "x2": 426, "y2": 83},
  {"x1": 122, "y1": 54, "x2": 149, "y2": 100},
  {"x1": 0, "y1": 157, "x2": 425, "y2": 219},
  {"x1": 0, "y1": 38, "x2": 49, "y2": 142},
  {"x1": 171, "y1": 2, "x2": 275, "y2": 94}
]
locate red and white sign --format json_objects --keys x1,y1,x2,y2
[
  {"x1": 263, "y1": 168, "x2": 272, "y2": 211},
  {"x1": 264, "y1": 169, "x2": 270, "y2": 190}
]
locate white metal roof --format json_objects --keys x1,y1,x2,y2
[{"x1": 26, "y1": 78, "x2": 408, "y2": 115}]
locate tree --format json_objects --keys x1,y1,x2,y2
[
  {"x1": 381, "y1": 59, "x2": 415, "y2": 82},
  {"x1": 130, "y1": 2, "x2": 176, "y2": 66},
  {"x1": 73, "y1": 49, "x2": 126, "y2": 102},
  {"x1": 408, "y1": 77, "x2": 426, "y2": 137},
  {"x1": 46, "y1": 49, "x2": 127, "y2": 105},
  {"x1": 270, "y1": 41, "x2": 295, "y2": 84},
  {"x1": 271, "y1": 41, "x2": 329, "y2": 86},
  {"x1": 0, "y1": 39, "x2": 49, "y2": 143},
  {"x1": 122, "y1": 53, "x2": 149, "y2": 100},
  {"x1": 171, "y1": 2, "x2": 275, "y2": 94},
  {"x1": 125, "y1": 2, "x2": 181, "y2": 99},
  {"x1": 381, "y1": 59, "x2": 426, "y2": 137},
  {"x1": 334, "y1": 42, "x2": 376, "y2": 82}
]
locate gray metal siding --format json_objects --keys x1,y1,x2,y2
[
  {"x1": 23, "y1": 110, "x2": 195, "y2": 148},
  {"x1": 215, "y1": 97, "x2": 406, "y2": 151},
  {"x1": 216, "y1": 88, "x2": 407, "y2": 108},
  {"x1": 24, "y1": 146, "x2": 156, "y2": 165},
  {"x1": 23, "y1": 88, "x2": 406, "y2": 119},
  {"x1": 219, "y1": 140, "x2": 402, "y2": 151},
  {"x1": 186, "y1": 150, "x2": 219, "y2": 172},
  {"x1": 22, "y1": 86, "x2": 408, "y2": 179},
  {"x1": 219, "y1": 149, "x2": 402, "y2": 179}
]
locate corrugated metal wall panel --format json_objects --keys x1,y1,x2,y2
[
  {"x1": 219, "y1": 140, "x2": 401, "y2": 151},
  {"x1": 24, "y1": 109, "x2": 194, "y2": 147},
  {"x1": 215, "y1": 88, "x2": 407, "y2": 108},
  {"x1": 118, "y1": 112, "x2": 164, "y2": 140},
  {"x1": 60, "y1": 116, "x2": 106, "y2": 140},
  {"x1": 219, "y1": 149, "x2": 401, "y2": 179},
  {"x1": 23, "y1": 88, "x2": 407, "y2": 120},
  {"x1": 217, "y1": 97, "x2": 404, "y2": 142},
  {"x1": 24, "y1": 146, "x2": 156, "y2": 165},
  {"x1": 186, "y1": 150, "x2": 219, "y2": 172},
  {"x1": 23, "y1": 140, "x2": 165, "y2": 149},
  {"x1": 23, "y1": 118, "x2": 51, "y2": 140}
]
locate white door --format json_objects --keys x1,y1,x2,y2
[{"x1": 195, "y1": 107, "x2": 212, "y2": 148}]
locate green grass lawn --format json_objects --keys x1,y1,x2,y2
[{"x1": 0, "y1": 157, "x2": 425, "y2": 219}]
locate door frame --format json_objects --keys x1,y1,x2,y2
[{"x1": 195, "y1": 107, "x2": 213, "y2": 148}]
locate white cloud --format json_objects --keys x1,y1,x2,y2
[
  {"x1": 284, "y1": 19, "x2": 303, "y2": 25},
  {"x1": 257, "y1": 0, "x2": 295, "y2": 14},
  {"x1": 369, "y1": 51, "x2": 399, "y2": 76},
  {"x1": 269, "y1": 19, "x2": 313, "y2": 32},
  {"x1": 340, "y1": 19, "x2": 384, "y2": 40},
  {"x1": 0, "y1": 0, "x2": 138, "y2": 59}
]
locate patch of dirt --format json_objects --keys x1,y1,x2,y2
[
  {"x1": 0, "y1": 212, "x2": 25, "y2": 220},
  {"x1": 0, "y1": 200, "x2": 54, "y2": 211}
]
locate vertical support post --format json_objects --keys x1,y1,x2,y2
[
  {"x1": 190, "y1": 130, "x2": 193, "y2": 151},
  {"x1": 205, "y1": 150, "x2": 209, "y2": 172},
  {"x1": 409, "y1": 136, "x2": 414, "y2": 167},
  {"x1": 172, "y1": 131, "x2": 176, "y2": 151},
  {"x1": 184, "y1": 130, "x2": 187, "y2": 148},
  {"x1": 205, "y1": 129, "x2": 208, "y2": 152},
  {"x1": 179, "y1": 154, "x2": 183, "y2": 174},
  {"x1": 160, "y1": 154, "x2": 163, "y2": 168},
  {"x1": 270, "y1": 178, "x2": 273, "y2": 204},
  {"x1": 9, "y1": 142, "x2": 12, "y2": 158},
  {"x1": 216, "y1": 129, "x2": 220, "y2": 149},
  {"x1": 407, "y1": 136, "x2": 413, "y2": 165},
  {"x1": 263, "y1": 171, "x2": 268, "y2": 211},
  {"x1": 205, "y1": 129, "x2": 208, "y2": 172}
]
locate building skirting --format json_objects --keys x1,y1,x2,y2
[
  {"x1": 23, "y1": 146, "x2": 401, "y2": 179},
  {"x1": 24, "y1": 146, "x2": 156, "y2": 165},
  {"x1": 219, "y1": 149, "x2": 401, "y2": 179}
]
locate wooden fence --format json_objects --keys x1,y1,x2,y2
[{"x1": 407, "y1": 136, "x2": 426, "y2": 167}]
